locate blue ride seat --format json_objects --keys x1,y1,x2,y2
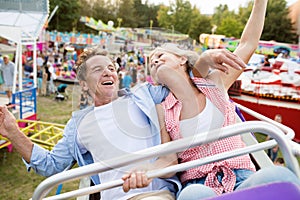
[{"x1": 207, "y1": 182, "x2": 300, "y2": 200}]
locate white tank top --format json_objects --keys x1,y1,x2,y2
[{"x1": 179, "y1": 98, "x2": 224, "y2": 138}]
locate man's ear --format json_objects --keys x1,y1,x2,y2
[{"x1": 79, "y1": 80, "x2": 88, "y2": 92}]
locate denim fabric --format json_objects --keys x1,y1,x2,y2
[
  {"x1": 178, "y1": 166, "x2": 300, "y2": 200},
  {"x1": 177, "y1": 169, "x2": 254, "y2": 200},
  {"x1": 236, "y1": 166, "x2": 300, "y2": 190}
]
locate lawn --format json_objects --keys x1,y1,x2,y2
[{"x1": 0, "y1": 83, "x2": 80, "y2": 200}]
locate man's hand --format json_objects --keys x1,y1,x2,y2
[
  {"x1": 0, "y1": 105, "x2": 19, "y2": 138},
  {"x1": 122, "y1": 169, "x2": 153, "y2": 193}
]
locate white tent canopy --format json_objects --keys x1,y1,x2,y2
[
  {"x1": 0, "y1": 43, "x2": 17, "y2": 54},
  {"x1": 0, "y1": 0, "x2": 49, "y2": 92}
]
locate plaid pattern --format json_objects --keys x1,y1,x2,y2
[{"x1": 161, "y1": 77, "x2": 255, "y2": 195}]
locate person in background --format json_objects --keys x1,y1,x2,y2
[
  {"x1": 122, "y1": 71, "x2": 133, "y2": 89},
  {"x1": 129, "y1": 62, "x2": 137, "y2": 85},
  {"x1": 36, "y1": 64, "x2": 43, "y2": 95},
  {"x1": 0, "y1": 55, "x2": 15, "y2": 105},
  {"x1": 263, "y1": 55, "x2": 270, "y2": 67},
  {"x1": 44, "y1": 63, "x2": 52, "y2": 96},
  {"x1": 136, "y1": 69, "x2": 146, "y2": 86},
  {"x1": 23, "y1": 59, "x2": 33, "y2": 78},
  {"x1": 266, "y1": 114, "x2": 282, "y2": 162},
  {"x1": 0, "y1": 54, "x2": 3, "y2": 89},
  {"x1": 118, "y1": 72, "x2": 123, "y2": 89},
  {"x1": 79, "y1": 88, "x2": 89, "y2": 110},
  {"x1": 0, "y1": 53, "x2": 3, "y2": 66},
  {"x1": 274, "y1": 157, "x2": 285, "y2": 166}
]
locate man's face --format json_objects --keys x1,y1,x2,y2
[
  {"x1": 274, "y1": 115, "x2": 282, "y2": 123},
  {"x1": 82, "y1": 55, "x2": 119, "y2": 105},
  {"x1": 3, "y1": 57, "x2": 9, "y2": 64}
]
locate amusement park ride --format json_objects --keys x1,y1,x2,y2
[
  {"x1": 30, "y1": 104, "x2": 300, "y2": 200},
  {"x1": 1, "y1": 1, "x2": 300, "y2": 199},
  {"x1": 0, "y1": 119, "x2": 64, "y2": 151}
]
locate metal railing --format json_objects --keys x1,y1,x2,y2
[
  {"x1": 12, "y1": 87, "x2": 37, "y2": 119},
  {"x1": 31, "y1": 118, "x2": 300, "y2": 200}
]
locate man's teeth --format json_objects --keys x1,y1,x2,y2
[{"x1": 102, "y1": 81, "x2": 113, "y2": 85}]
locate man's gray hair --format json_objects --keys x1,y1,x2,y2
[{"x1": 75, "y1": 46, "x2": 109, "y2": 81}]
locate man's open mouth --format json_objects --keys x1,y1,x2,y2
[{"x1": 101, "y1": 81, "x2": 114, "y2": 85}]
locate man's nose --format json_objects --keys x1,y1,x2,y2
[{"x1": 102, "y1": 68, "x2": 112, "y2": 76}]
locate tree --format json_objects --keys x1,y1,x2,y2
[
  {"x1": 171, "y1": 0, "x2": 193, "y2": 34},
  {"x1": 132, "y1": 0, "x2": 151, "y2": 28},
  {"x1": 157, "y1": 0, "x2": 194, "y2": 34},
  {"x1": 92, "y1": 0, "x2": 117, "y2": 26},
  {"x1": 211, "y1": 4, "x2": 230, "y2": 28},
  {"x1": 75, "y1": 0, "x2": 94, "y2": 33},
  {"x1": 217, "y1": 16, "x2": 243, "y2": 38},
  {"x1": 188, "y1": 8, "x2": 212, "y2": 42},
  {"x1": 157, "y1": 5, "x2": 173, "y2": 29},
  {"x1": 262, "y1": 0, "x2": 297, "y2": 43},
  {"x1": 146, "y1": 4, "x2": 160, "y2": 28},
  {"x1": 48, "y1": 0, "x2": 81, "y2": 32},
  {"x1": 116, "y1": 0, "x2": 136, "y2": 28}
]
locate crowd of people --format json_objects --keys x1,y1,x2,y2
[{"x1": 0, "y1": 0, "x2": 300, "y2": 199}]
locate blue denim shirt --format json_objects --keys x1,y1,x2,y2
[{"x1": 24, "y1": 83, "x2": 180, "y2": 188}]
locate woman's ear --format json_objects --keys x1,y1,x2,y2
[{"x1": 180, "y1": 56, "x2": 188, "y2": 65}]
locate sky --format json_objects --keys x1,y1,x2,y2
[{"x1": 144, "y1": 0, "x2": 299, "y2": 15}]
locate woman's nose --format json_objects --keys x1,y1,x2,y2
[{"x1": 151, "y1": 59, "x2": 159, "y2": 67}]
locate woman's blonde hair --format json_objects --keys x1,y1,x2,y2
[{"x1": 149, "y1": 43, "x2": 199, "y2": 71}]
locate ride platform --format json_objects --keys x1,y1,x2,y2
[{"x1": 0, "y1": 119, "x2": 65, "y2": 151}]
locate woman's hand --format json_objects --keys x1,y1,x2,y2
[{"x1": 194, "y1": 49, "x2": 246, "y2": 76}]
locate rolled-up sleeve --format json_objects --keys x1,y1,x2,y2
[
  {"x1": 148, "y1": 84, "x2": 169, "y2": 104},
  {"x1": 23, "y1": 119, "x2": 76, "y2": 177}
]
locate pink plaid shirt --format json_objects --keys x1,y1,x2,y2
[{"x1": 161, "y1": 77, "x2": 256, "y2": 195}]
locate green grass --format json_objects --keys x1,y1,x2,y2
[
  {"x1": 0, "y1": 83, "x2": 80, "y2": 200},
  {"x1": 254, "y1": 132, "x2": 300, "y2": 165}
]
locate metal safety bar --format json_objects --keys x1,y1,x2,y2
[
  {"x1": 236, "y1": 103, "x2": 295, "y2": 138},
  {"x1": 236, "y1": 103, "x2": 300, "y2": 158},
  {"x1": 32, "y1": 120, "x2": 300, "y2": 200}
]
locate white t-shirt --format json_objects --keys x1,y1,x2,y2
[{"x1": 77, "y1": 97, "x2": 166, "y2": 200}]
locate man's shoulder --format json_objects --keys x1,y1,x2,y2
[{"x1": 71, "y1": 106, "x2": 94, "y2": 122}]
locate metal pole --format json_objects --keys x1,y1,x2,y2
[{"x1": 47, "y1": 5, "x2": 59, "y2": 24}]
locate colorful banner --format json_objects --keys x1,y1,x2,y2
[
  {"x1": 225, "y1": 39, "x2": 299, "y2": 57},
  {"x1": 200, "y1": 34, "x2": 299, "y2": 58},
  {"x1": 46, "y1": 31, "x2": 105, "y2": 45}
]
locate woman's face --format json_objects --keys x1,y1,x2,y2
[{"x1": 150, "y1": 50, "x2": 185, "y2": 84}]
